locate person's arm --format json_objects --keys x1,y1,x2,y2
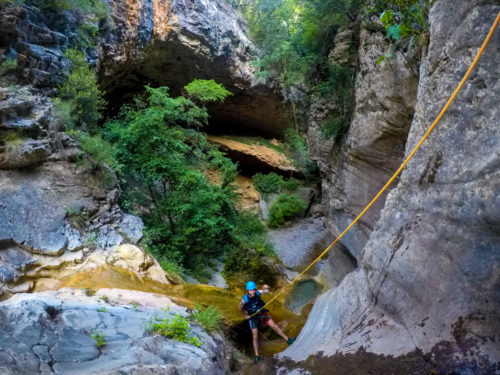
[
  {"x1": 258, "y1": 284, "x2": 270, "y2": 294},
  {"x1": 239, "y1": 298, "x2": 250, "y2": 320}
]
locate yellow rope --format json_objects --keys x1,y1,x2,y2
[{"x1": 251, "y1": 11, "x2": 500, "y2": 318}]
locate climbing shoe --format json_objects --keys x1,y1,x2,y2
[
  {"x1": 254, "y1": 356, "x2": 261, "y2": 363},
  {"x1": 287, "y1": 337, "x2": 296, "y2": 345}
]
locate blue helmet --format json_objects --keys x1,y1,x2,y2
[{"x1": 246, "y1": 281, "x2": 257, "y2": 290}]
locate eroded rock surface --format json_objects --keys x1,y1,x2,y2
[
  {"x1": 308, "y1": 20, "x2": 418, "y2": 258},
  {"x1": 283, "y1": 1, "x2": 500, "y2": 371},
  {"x1": 0, "y1": 289, "x2": 231, "y2": 374}
]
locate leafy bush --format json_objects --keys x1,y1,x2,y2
[
  {"x1": 268, "y1": 193, "x2": 308, "y2": 228},
  {"x1": 236, "y1": 0, "x2": 363, "y2": 87},
  {"x1": 280, "y1": 178, "x2": 301, "y2": 191},
  {"x1": 183, "y1": 79, "x2": 233, "y2": 104},
  {"x1": 320, "y1": 116, "x2": 348, "y2": 141},
  {"x1": 371, "y1": 0, "x2": 430, "y2": 64},
  {"x1": 57, "y1": 49, "x2": 104, "y2": 133},
  {"x1": 253, "y1": 173, "x2": 283, "y2": 196},
  {"x1": 90, "y1": 332, "x2": 106, "y2": 348},
  {"x1": 253, "y1": 172, "x2": 301, "y2": 197},
  {"x1": 230, "y1": 212, "x2": 273, "y2": 257},
  {"x1": 104, "y1": 83, "x2": 252, "y2": 278},
  {"x1": 191, "y1": 304, "x2": 222, "y2": 332},
  {"x1": 148, "y1": 308, "x2": 202, "y2": 347},
  {"x1": 72, "y1": 131, "x2": 117, "y2": 168}
]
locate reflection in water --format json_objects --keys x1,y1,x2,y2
[{"x1": 35, "y1": 265, "x2": 312, "y2": 356}]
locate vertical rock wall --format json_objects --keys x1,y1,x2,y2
[
  {"x1": 308, "y1": 21, "x2": 419, "y2": 258},
  {"x1": 284, "y1": 0, "x2": 500, "y2": 370}
]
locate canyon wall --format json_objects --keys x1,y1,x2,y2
[{"x1": 283, "y1": 1, "x2": 500, "y2": 372}]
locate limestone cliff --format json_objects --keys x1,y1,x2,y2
[
  {"x1": 282, "y1": 0, "x2": 500, "y2": 372},
  {"x1": 308, "y1": 19, "x2": 419, "y2": 258}
]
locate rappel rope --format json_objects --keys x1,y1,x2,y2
[{"x1": 250, "y1": 11, "x2": 500, "y2": 318}]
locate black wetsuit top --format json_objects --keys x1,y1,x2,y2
[{"x1": 243, "y1": 292, "x2": 267, "y2": 315}]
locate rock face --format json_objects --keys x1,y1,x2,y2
[
  {"x1": 0, "y1": 3, "x2": 72, "y2": 87},
  {"x1": 0, "y1": 289, "x2": 231, "y2": 374},
  {"x1": 283, "y1": 0, "x2": 500, "y2": 371},
  {"x1": 98, "y1": 0, "x2": 292, "y2": 135},
  {"x1": 308, "y1": 20, "x2": 419, "y2": 258},
  {"x1": 207, "y1": 135, "x2": 299, "y2": 176}
]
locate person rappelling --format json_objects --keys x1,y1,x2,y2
[{"x1": 239, "y1": 281, "x2": 296, "y2": 363}]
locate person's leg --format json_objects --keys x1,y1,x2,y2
[
  {"x1": 251, "y1": 328, "x2": 259, "y2": 357},
  {"x1": 267, "y1": 318, "x2": 288, "y2": 341}
]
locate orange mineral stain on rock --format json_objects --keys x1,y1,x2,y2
[
  {"x1": 153, "y1": 0, "x2": 175, "y2": 39},
  {"x1": 125, "y1": 0, "x2": 143, "y2": 30},
  {"x1": 235, "y1": 175, "x2": 260, "y2": 212}
]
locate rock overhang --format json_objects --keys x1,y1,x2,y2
[{"x1": 97, "y1": 0, "x2": 293, "y2": 136}]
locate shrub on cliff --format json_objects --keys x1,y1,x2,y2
[
  {"x1": 57, "y1": 49, "x2": 104, "y2": 133},
  {"x1": 191, "y1": 304, "x2": 222, "y2": 332}
]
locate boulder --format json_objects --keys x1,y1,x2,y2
[
  {"x1": 268, "y1": 217, "x2": 331, "y2": 271},
  {"x1": 0, "y1": 138, "x2": 51, "y2": 169}
]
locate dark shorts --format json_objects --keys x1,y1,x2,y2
[{"x1": 249, "y1": 312, "x2": 271, "y2": 330}]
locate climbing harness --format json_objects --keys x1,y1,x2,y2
[{"x1": 251, "y1": 11, "x2": 500, "y2": 318}]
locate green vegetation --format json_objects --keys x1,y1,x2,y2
[
  {"x1": 57, "y1": 49, "x2": 104, "y2": 133},
  {"x1": 90, "y1": 332, "x2": 106, "y2": 348},
  {"x1": 191, "y1": 304, "x2": 222, "y2": 332},
  {"x1": 83, "y1": 231, "x2": 96, "y2": 247},
  {"x1": 233, "y1": 0, "x2": 362, "y2": 87},
  {"x1": 184, "y1": 79, "x2": 233, "y2": 105},
  {"x1": 0, "y1": 0, "x2": 23, "y2": 8},
  {"x1": 97, "y1": 307, "x2": 108, "y2": 312},
  {"x1": 284, "y1": 129, "x2": 319, "y2": 180},
  {"x1": 99, "y1": 295, "x2": 109, "y2": 303},
  {"x1": 65, "y1": 206, "x2": 87, "y2": 231},
  {"x1": 268, "y1": 193, "x2": 308, "y2": 228},
  {"x1": 253, "y1": 172, "x2": 300, "y2": 197},
  {"x1": 129, "y1": 302, "x2": 140, "y2": 311},
  {"x1": 147, "y1": 308, "x2": 202, "y2": 347},
  {"x1": 0, "y1": 56, "x2": 17, "y2": 77},
  {"x1": 372, "y1": 0, "x2": 430, "y2": 64},
  {"x1": 103, "y1": 81, "x2": 272, "y2": 279},
  {"x1": 31, "y1": 0, "x2": 108, "y2": 49}
]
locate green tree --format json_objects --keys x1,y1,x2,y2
[
  {"x1": 104, "y1": 82, "x2": 269, "y2": 277},
  {"x1": 57, "y1": 49, "x2": 104, "y2": 133}
]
